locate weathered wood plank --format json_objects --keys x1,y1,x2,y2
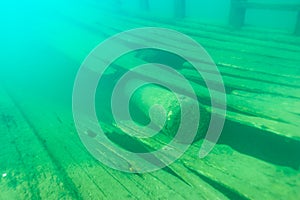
[
  {"x1": 3, "y1": 4, "x2": 298, "y2": 199},
  {"x1": 14, "y1": 92, "x2": 229, "y2": 199},
  {"x1": 5, "y1": 95, "x2": 144, "y2": 199},
  {"x1": 43, "y1": 10, "x2": 300, "y2": 143},
  {"x1": 47, "y1": 0, "x2": 297, "y2": 148},
  {"x1": 0, "y1": 88, "x2": 75, "y2": 199},
  {"x1": 94, "y1": 11, "x2": 300, "y2": 70},
  {"x1": 181, "y1": 68, "x2": 300, "y2": 99},
  {"x1": 89, "y1": 12, "x2": 300, "y2": 87},
  {"x1": 100, "y1": 120, "x2": 229, "y2": 199},
  {"x1": 104, "y1": 5, "x2": 300, "y2": 45},
  {"x1": 82, "y1": 22, "x2": 300, "y2": 140},
  {"x1": 114, "y1": 120, "x2": 300, "y2": 200},
  {"x1": 181, "y1": 141, "x2": 300, "y2": 200},
  {"x1": 57, "y1": 5, "x2": 300, "y2": 82},
  {"x1": 63, "y1": 8, "x2": 299, "y2": 85},
  {"x1": 90, "y1": 17, "x2": 300, "y2": 114},
  {"x1": 112, "y1": 54, "x2": 300, "y2": 140}
]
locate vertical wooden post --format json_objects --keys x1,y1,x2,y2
[
  {"x1": 174, "y1": 0, "x2": 186, "y2": 19},
  {"x1": 229, "y1": 0, "x2": 247, "y2": 28},
  {"x1": 140, "y1": 0, "x2": 149, "y2": 11},
  {"x1": 295, "y1": 11, "x2": 300, "y2": 36}
]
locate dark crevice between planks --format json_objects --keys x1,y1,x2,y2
[
  {"x1": 218, "y1": 119, "x2": 300, "y2": 170},
  {"x1": 189, "y1": 72, "x2": 300, "y2": 101},
  {"x1": 225, "y1": 107, "x2": 259, "y2": 118},
  {"x1": 59, "y1": 143, "x2": 109, "y2": 198},
  {"x1": 186, "y1": 166, "x2": 249, "y2": 200},
  {"x1": 118, "y1": 9, "x2": 300, "y2": 46},
  {"x1": 103, "y1": 9, "x2": 300, "y2": 61},
  {"x1": 59, "y1": 8, "x2": 300, "y2": 80},
  {"x1": 224, "y1": 106, "x2": 291, "y2": 125},
  {"x1": 160, "y1": 166, "x2": 192, "y2": 187},
  {"x1": 105, "y1": 129, "x2": 192, "y2": 187},
  {"x1": 97, "y1": 17, "x2": 300, "y2": 71},
  {"x1": 5, "y1": 125, "x2": 42, "y2": 199},
  {"x1": 4, "y1": 88, "x2": 83, "y2": 200},
  {"x1": 101, "y1": 80, "x2": 300, "y2": 170},
  {"x1": 219, "y1": 68, "x2": 300, "y2": 88},
  {"x1": 98, "y1": 166, "x2": 138, "y2": 199}
]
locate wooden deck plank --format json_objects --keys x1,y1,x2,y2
[
  {"x1": 111, "y1": 54, "x2": 300, "y2": 140},
  {"x1": 6, "y1": 87, "x2": 229, "y2": 199},
  {"x1": 88, "y1": 0, "x2": 300, "y2": 45},
  {"x1": 61, "y1": 109, "x2": 228, "y2": 199},
  {"x1": 0, "y1": 88, "x2": 75, "y2": 199},
  {"x1": 42, "y1": 10, "x2": 300, "y2": 143},
  {"x1": 60, "y1": 7, "x2": 300, "y2": 84},
  {"x1": 88, "y1": 7, "x2": 300, "y2": 62},
  {"x1": 182, "y1": 141, "x2": 300, "y2": 200},
  {"x1": 100, "y1": 121, "x2": 230, "y2": 199},
  {"x1": 112, "y1": 6, "x2": 300, "y2": 45},
  {"x1": 5, "y1": 95, "x2": 144, "y2": 199},
  {"x1": 114, "y1": 120, "x2": 300, "y2": 200},
  {"x1": 1, "y1": 4, "x2": 299, "y2": 199},
  {"x1": 181, "y1": 68, "x2": 300, "y2": 99},
  {"x1": 57, "y1": 6, "x2": 300, "y2": 84},
  {"x1": 93, "y1": 12, "x2": 300, "y2": 76},
  {"x1": 95, "y1": 22, "x2": 300, "y2": 137}
]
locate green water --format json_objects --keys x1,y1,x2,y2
[{"x1": 1, "y1": 0, "x2": 300, "y2": 199}]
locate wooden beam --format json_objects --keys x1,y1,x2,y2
[
  {"x1": 229, "y1": 1, "x2": 300, "y2": 31},
  {"x1": 229, "y1": 0, "x2": 247, "y2": 28},
  {"x1": 295, "y1": 11, "x2": 300, "y2": 36},
  {"x1": 174, "y1": 0, "x2": 186, "y2": 18}
]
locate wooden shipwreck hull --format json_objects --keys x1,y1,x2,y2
[{"x1": 1, "y1": 2, "x2": 300, "y2": 199}]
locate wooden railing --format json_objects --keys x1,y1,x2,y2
[
  {"x1": 229, "y1": 0, "x2": 300, "y2": 35},
  {"x1": 136, "y1": 0, "x2": 300, "y2": 35}
]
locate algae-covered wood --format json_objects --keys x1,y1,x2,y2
[{"x1": 1, "y1": 2, "x2": 300, "y2": 199}]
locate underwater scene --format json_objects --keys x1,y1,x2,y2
[{"x1": 1, "y1": 0, "x2": 300, "y2": 199}]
